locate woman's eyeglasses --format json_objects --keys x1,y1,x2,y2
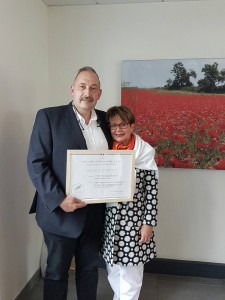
[{"x1": 109, "y1": 122, "x2": 129, "y2": 131}]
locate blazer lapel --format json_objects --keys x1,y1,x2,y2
[{"x1": 64, "y1": 103, "x2": 87, "y2": 149}]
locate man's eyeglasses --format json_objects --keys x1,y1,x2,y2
[{"x1": 109, "y1": 122, "x2": 129, "y2": 131}]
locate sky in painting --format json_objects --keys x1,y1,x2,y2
[{"x1": 122, "y1": 58, "x2": 225, "y2": 89}]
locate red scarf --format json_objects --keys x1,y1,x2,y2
[{"x1": 112, "y1": 133, "x2": 136, "y2": 150}]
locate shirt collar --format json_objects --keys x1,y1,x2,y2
[{"x1": 73, "y1": 107, "x2": 97, "y2": 125}]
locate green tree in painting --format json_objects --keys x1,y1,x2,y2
[
  {"x1": 165, "y1": 62, "x2": 196, "y2": 90},
  {"x1": 198, "y1": 62, "x2": 225, "y2": 93},
  {"x1": 122, "y1": 81, "x2": 130, "y2": 88}
]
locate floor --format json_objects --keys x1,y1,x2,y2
[{"x1": 20, "y1": 268, "x2": 225, "y2": 300}]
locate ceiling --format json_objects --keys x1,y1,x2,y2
[{"x1": 41, "y1": 0, "x2": 210, "y2": 6}]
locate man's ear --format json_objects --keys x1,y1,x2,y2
[
  {"x1": 71, "y1": 85, "x2": 74, "y2": 96},
  {"x1": 97, "y1": 89, "x2": 102, "y2": 100}
]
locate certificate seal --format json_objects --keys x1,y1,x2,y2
[{"x1": 72, "y1": 183, "x2": 84, "y2": 198}]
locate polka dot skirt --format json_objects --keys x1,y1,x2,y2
[{"x1": 101, "y1": 169, "x2": 158, "y2": 266}]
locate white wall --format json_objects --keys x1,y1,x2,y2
[
  {"x1": 0, "y1": 1, "x2": 224, "y2": 298},
  {"x1": 48, "y1": 1, "x2": 225, "y2": 263},
  {"x1": 0, "y1": 0, "x2": 48, "y2": 299}
]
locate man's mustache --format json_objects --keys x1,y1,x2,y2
[{"x1": 81, "y1": 96, "x2": 93, "y2": 101}]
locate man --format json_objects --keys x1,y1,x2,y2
[{"x1": 27, "y1": 67, "x2": 112, "y2": 300}]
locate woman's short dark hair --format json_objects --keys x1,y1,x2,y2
[{"x1": 106, "y1": 106, "x2": 135, "y2": 124}]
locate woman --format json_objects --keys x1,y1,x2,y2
[{"x1": 101, "y1": 105, "x2": 158, "y2": 300}]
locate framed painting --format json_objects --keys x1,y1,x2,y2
[{"x1": 121, "y1": 59, "x2": 225, "y2": 170}]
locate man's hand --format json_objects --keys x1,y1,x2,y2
[
  {"x1": 59, "y1": 195, "x2": 87, "y2": 212},
  {"x1": 139, "y1": 224, "x2": 154, "y2": 244}
]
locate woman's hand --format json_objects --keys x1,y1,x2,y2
[{"x1": 139, "y1": 224, "x2": 154, "y2": 244}]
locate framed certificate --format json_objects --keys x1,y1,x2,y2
[{"x1": 66, "y1": 150, "x2": 135, "y2": 204}]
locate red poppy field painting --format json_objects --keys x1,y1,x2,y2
[{"x1": 121, "y1": 59, "x2": 225, "y2": 170}]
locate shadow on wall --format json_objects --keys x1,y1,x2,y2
[
  {"x1": 0, "y1": 110, "x2": 32, "y2": 292},
  {"x1": 0, "y1": 67, "x2": 43, "y2": 298}
]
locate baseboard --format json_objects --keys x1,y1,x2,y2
[
  {"x1": 145, "y1": 258, "x2": 225, "y2": 279},
  {"x1": 98, "y1": 257, "x2": 225, "y2": 279},
  {"x1": 15, "y1": 268, "x2": 41, "y2": 300}
]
